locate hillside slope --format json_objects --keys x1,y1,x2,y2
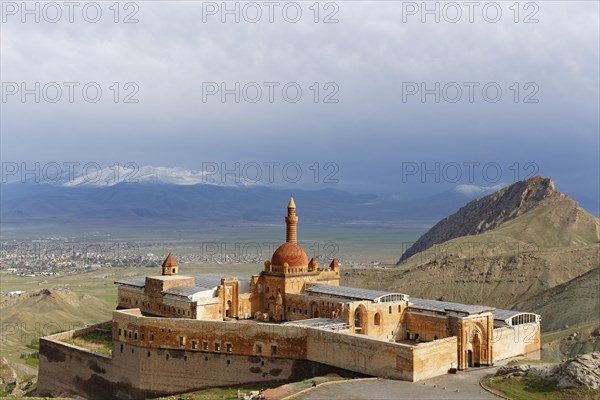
[
  {"x1": 344, "y1": 176, "x2": 600, "y2": 332},
  {"x1": 513, "y1": 268, "x2": 600, "y2": 332},
  {"x1": 0, "y1": 289, "x2": 112, "y2": 366}
]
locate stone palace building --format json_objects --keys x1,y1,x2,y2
[{"x1": 38, "y1": 198, "x2": 541, "y2": 399}]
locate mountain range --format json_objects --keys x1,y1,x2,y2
[{"x1": 0, "y1": 166, "x2": 513, "y2": 232}]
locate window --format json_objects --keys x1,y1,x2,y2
[
  {"x1": 354, "y1": 308, "x2": 362, "y2": 328},
  {"x1": 226, "y1": 343, "x2": 232, "y2": 353},
  {"x1": 141, "y1": 333, "x2": 144, "y2": 340},
  {"x1": 172, "y1": 268, "x2": 176, "y2": 273},
  {"x1": 256, "y1": 344, "x2": 262, "y2": 354},
  {"x1": 150, "y1": 334, "x2": 154, "y2": 341},
  {"x1": 214, "y1": 342, "x2": 221, "y2": 352},
  {"x1": 118, "y1": 328, "x2": 121, "y2": 336},
  {"x1": 203, "y1": 341, "x2": 209, "y2": 351},
  {"x1": 271, "y1": 345, "x2": 277, "y2": 356},
  {"x1": 134, "y1": 332, "x2": 138, "y2": 340},
  {"x1": 192, "y1": 341, "x2": 198, "y2": 350},
  {"x1": 147, "y1": 351, "x2": 151, "y2": 357},
  {"x1": 374, "y1": 313, "x2": 381, "y2": 326},
  {"x1": 179, "y1": 336, "x2": 185, "y2": 346},
  {"x1": 389, "y1": 306, "x2": 392, "y2": 314},
  {"x1": 128, "y1": 331, "x2": 132, "y2": 338}
]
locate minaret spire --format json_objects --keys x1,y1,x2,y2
[{"x1": 285, "y1": 196, "x2": 298, "y2": 243}]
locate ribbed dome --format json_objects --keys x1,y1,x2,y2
[{"x1": 271, "y1": 242, "x2": 308, "y2": 267}]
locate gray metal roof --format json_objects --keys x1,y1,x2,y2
[
  {"x1": 493, "y1": 308, "x2": 531, "y2": 321},
  {"x1": 162, "y1": 285, "x2": 213, "y2": 297},
  {"x1": 193, "y1": 274, "x2": 225, "y2": 288},
  {"x1": 283, "y1": 318, "x2": 348, "y2": 330},
  {"x1": 114, "y1": 277, "x2": 145, "y2": 287},
  {"x1": 305, "y1": 284, "x2": 405, "y2": 302},
  {"x1": 194, "y1": 274, "x2": 251, "y2": 287},
  {"x1": 409, "y1": 298, "x2": 495, "y2": 314}
]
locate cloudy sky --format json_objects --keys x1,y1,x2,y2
[{"x1": 1, "y1": 1, "x2": 598, "y2": 205}]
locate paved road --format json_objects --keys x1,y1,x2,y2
[{"x1": 297, "y1": 367, "x2": 499, "y2": 399}]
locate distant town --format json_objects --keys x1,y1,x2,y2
[{"x1": 0, "y1": 239, "x2": 385, "y2": 296}]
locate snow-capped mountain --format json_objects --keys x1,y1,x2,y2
[{"x1": 63, "y1": 165, "x2": 245, "y2": 187}]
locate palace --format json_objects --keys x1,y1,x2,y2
[{"x1": 38, "y1": 198, "x2": 541, "y2": 399}]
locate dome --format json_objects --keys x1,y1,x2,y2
[{"x1": 271, "y1": 242, "x2": 308, "y2": 267}]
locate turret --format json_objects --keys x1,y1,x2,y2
[
  {"x1": 308, "y1": 257, "x2": 318, "y2": 272},
  {"x1": 329, "y1": 258, "x2": 340, "y2": 273},
  {"x1": 162, "y1": 253, "x2": 178, "y2": 275}
]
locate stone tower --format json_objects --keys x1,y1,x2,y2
[
  {"x1": 285, "y1": 196, "x2": 298, "y2": 243},
  {"x1": 162, "y1": 253, "x2": 178, "y2": 275}
]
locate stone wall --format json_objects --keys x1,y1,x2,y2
[
  {"x1": 37, "y1": 323, "x2": 139, "y2": 399},
  {"x1": 305, "y1": 329, "x2": 414, "y2": 381},
  {"x1": 40, "y1": 309, "x2": 497, "y2": 399},
  {"x1": 412, "y1": 337, "x2": 458, "y2": 381},
  {"x1": 38, "y1": 319, "x2": 362, "y2": 399},
  {"x1": 404, "y1": 311, "x2": 451, "y2": 341},
  {"x1": 493, "y1": 323, "x2": 541, "y2": 360}
]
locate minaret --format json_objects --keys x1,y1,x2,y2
[{"x1": 285, "y1": 196, "x2": 298, "y2": 243}]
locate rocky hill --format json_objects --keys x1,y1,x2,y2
[{"x1": 398, "y1": 176, "x2": 583, "y2": 262}]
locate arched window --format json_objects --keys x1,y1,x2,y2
[{"x1": 374, "y1": 313, "x2": 381, "y2": 326}]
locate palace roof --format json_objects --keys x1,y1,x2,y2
[
  {"x1": 409, "y1": 298, "x2": 495, "y2": 315},
  {"x1": 305, "y1": 283, "x2": 407, "y2": 303}
]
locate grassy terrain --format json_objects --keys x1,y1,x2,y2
[
  {"x1": 482, "y1": 376, "x2": 600, "y2": 400},
  {"x1": 60, "y1": 322, "x2": 113, "y2": 356}
]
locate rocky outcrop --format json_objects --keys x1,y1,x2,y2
[
  {"x1": 549, "y1": 352, "x2": 600, "y2": 389},
  {"x1": 399, "y1": 176, "x2": 558, "y2": 263}
]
